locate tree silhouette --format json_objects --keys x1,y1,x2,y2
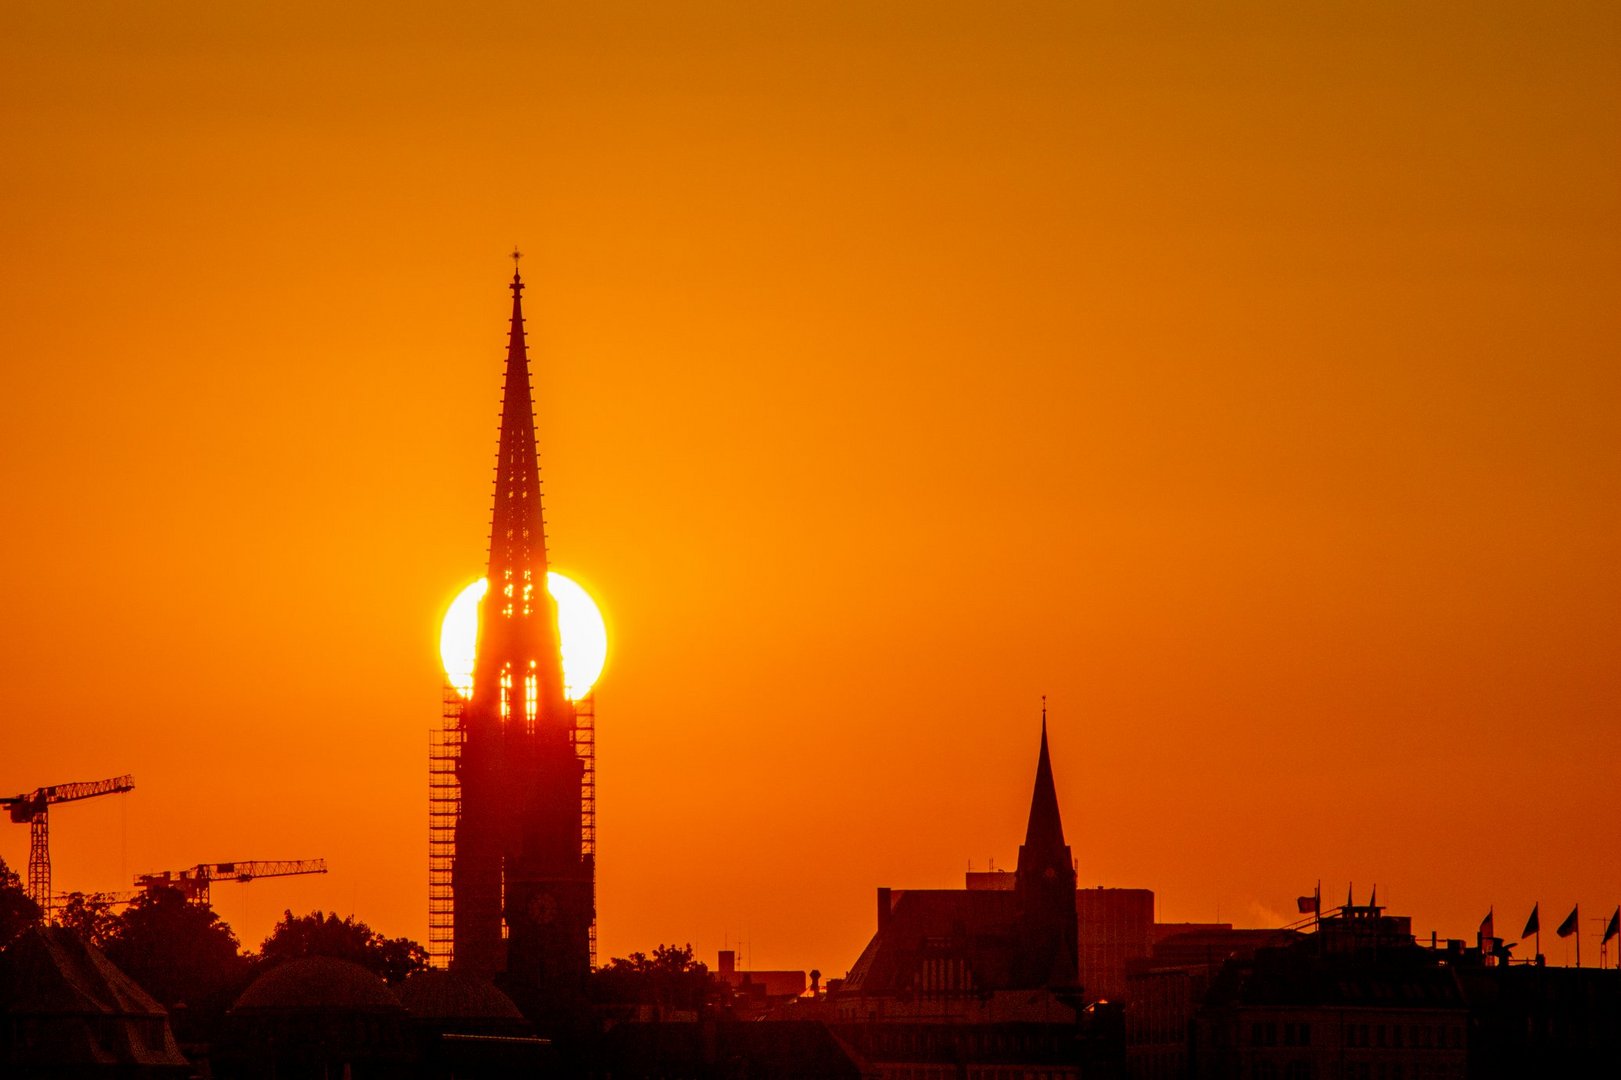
[
  {"x1": 592, "y1": 942, "x2": 715, "y2": 1009},
  {"x1": 57, "y1": 891, "x2": 120, "y2": 947},
  {"x1": 102, "y1": 887, "x2": 249, "y2": 1011},
  {"x1": 258, "y1": 909, "x2": 427, "y2": 985},
  {"x1": 0, "y1": 857, "x2": 42, "y2": 950}
]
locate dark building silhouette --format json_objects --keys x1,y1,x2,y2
[
  {"x1": 715, "y1": 949, "x2": 809, "y2": 1020},
  {"x1": 965, "y1": 873, "x2": 1156, "y2": 1003},
  {"x1": 1191, "y1": 902, "x2": 1474, "y2": 1080},
  {"x1": 437, "y1": 264, "x2": 594, "y2": 1001},
  {"x1": 219, "y1": 956, "x2": 415, "y2": 1078},
  {"x1": 1016, "y1": 718, "x2": 1081, "y2": 988},
  {"x1": 1124, "y1": 898, "x2": 1621, "y2": 1079},
  {"x1": 1076, "y1": 888, "x2": 1155, "y2": 1002},
  {"x1": 837, "y1": 718, "x2": 1079, "y2": 1006},
  {"x1": 399, "y1": 969, "x2": 551, "y2": 1076},
  {"x1": 1125, "y1": 923, "x2": 1294, "y2": 1079},
  {"x1": 0, "y1": 926, "x2": 190, "y2": 1077},
  {"x1": 1457, "y1": 962, "x2": 1621, "y2": 1079},
  {"x1": 826, "y1": 718, "x2": 1123, "y2": 1078},
  {"x1": 594, "y1": 1019, "x2": 871, "y2": 1079}
]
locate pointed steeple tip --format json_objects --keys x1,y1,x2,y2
[{"x1": 1023, "y1": 706, "x2": 1066, "y2": 851}]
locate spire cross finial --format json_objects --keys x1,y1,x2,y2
[
  {"x1": 511, "y1": 246, "x2": 523, "y2": 269},
  {"x1": 1041, "y1": 695, "x2": 1047, "y2": 726}
]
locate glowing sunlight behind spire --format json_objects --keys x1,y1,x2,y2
[{"x1": 440, "y1": 573, "x2": 607, "y2": 701}]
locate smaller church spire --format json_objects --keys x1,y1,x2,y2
[
  {"x1": 1013, "y1": 703, "x2": 1078, "y2": 988},
  {"x1": 1023, "y1": 707, "x2": 1067, "y2": 852}
]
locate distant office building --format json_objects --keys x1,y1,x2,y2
[
  {"x1": 715, "y1": 950, "x2": 808, "y2": 1020},
  {"x1": 1078, "y1": 888, "x2": 1154, "y2": 1003},
  {"x1": 1126, "y1": 924, "x2": 1291, "y2": 1080}
]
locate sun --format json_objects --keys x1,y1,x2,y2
[{"x1": 439, "y1": 573, "x2": 607, "y2": 701}]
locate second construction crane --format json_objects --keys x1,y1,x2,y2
[
  {"x1": 2, "y1": 774, "x2": 134, "y2": 919},
  {"x1": 134, "y1": 859, "x2": 327, "y2": 907}
]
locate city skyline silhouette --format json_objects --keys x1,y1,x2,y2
[{"x1": 3, "y1": 3, "x2": 1619, "y2": 984}]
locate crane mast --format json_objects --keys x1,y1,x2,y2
[{"x1": 2, "y1": 774, "x2": 135, "y2": 919}]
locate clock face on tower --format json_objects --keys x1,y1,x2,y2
[{"x1": 527, "y1": 890, "x2": 559, "y2": 925}]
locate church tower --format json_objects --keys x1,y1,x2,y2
[
  {"x1": 449, "y1": 261, "x2": 594, "y2": 994},
  {"x1": 1014, "y1": 708, "x2": 1078, "y2": 987}
]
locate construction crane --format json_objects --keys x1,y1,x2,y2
[
  {"x1": 51, "y1": 890, "x2": 136, "y2": 910},
  {"x1": 133, "y1": 859, "x2": 327, "y2": 907},
  {"x1": 2, "y1": 774, "x2": 135, "y2": 919}
]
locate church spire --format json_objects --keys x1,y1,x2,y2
[
  {"x1": 1022, "y1": 701, "x2": 1067, "y2": 852},
  {"x1": 471, "y1": 255, "x2": 566, "y2": 722},
  {"x1": 453, "y1": 254, "x2": 592, "y2": 985},
  {"x1": 487, "y1": 254, "x2": 550, "y2": 583},
  {"x1": 1013, "y1": 701, "x2": 1078, "y2": 987}
]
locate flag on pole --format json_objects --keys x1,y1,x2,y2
[
  {"x1": 1297, "y1": 895, "x2": 1319, "y2": 914},
  {"x1": 1479, "y1": 908, "x2": 1494, "y2": 941},
  {"x1": 1556, "y1": 905, "x2": 1579, "y2": 938},
  {"x1": 1604, "y1": 908, "x2": 1619, "y2": 946},
  {"x1": 1522, "y1": 904, "x2": 1540, "y2": 938}
]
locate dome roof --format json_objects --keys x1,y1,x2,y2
[
  {"x1": 234, "y1": 957, "x2": 403, "y2": 1013},
  {"x1": 398, "y1": 969, "x2": 525, "y2": 1020}
]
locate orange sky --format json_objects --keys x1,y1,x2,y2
[{"x1": 3, "y1": 2, "x2": 1618, "y2": 973}]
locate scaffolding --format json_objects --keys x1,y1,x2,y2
[
  {"x1": 575, "y1": 694, "x2": 596, "y2": 967},
  {"x1": 430, "y1": 685, "x2": 597, "y2": 970},
  {"x1": 428, "y1": 684, "x2": 464, "y2": 969}
]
